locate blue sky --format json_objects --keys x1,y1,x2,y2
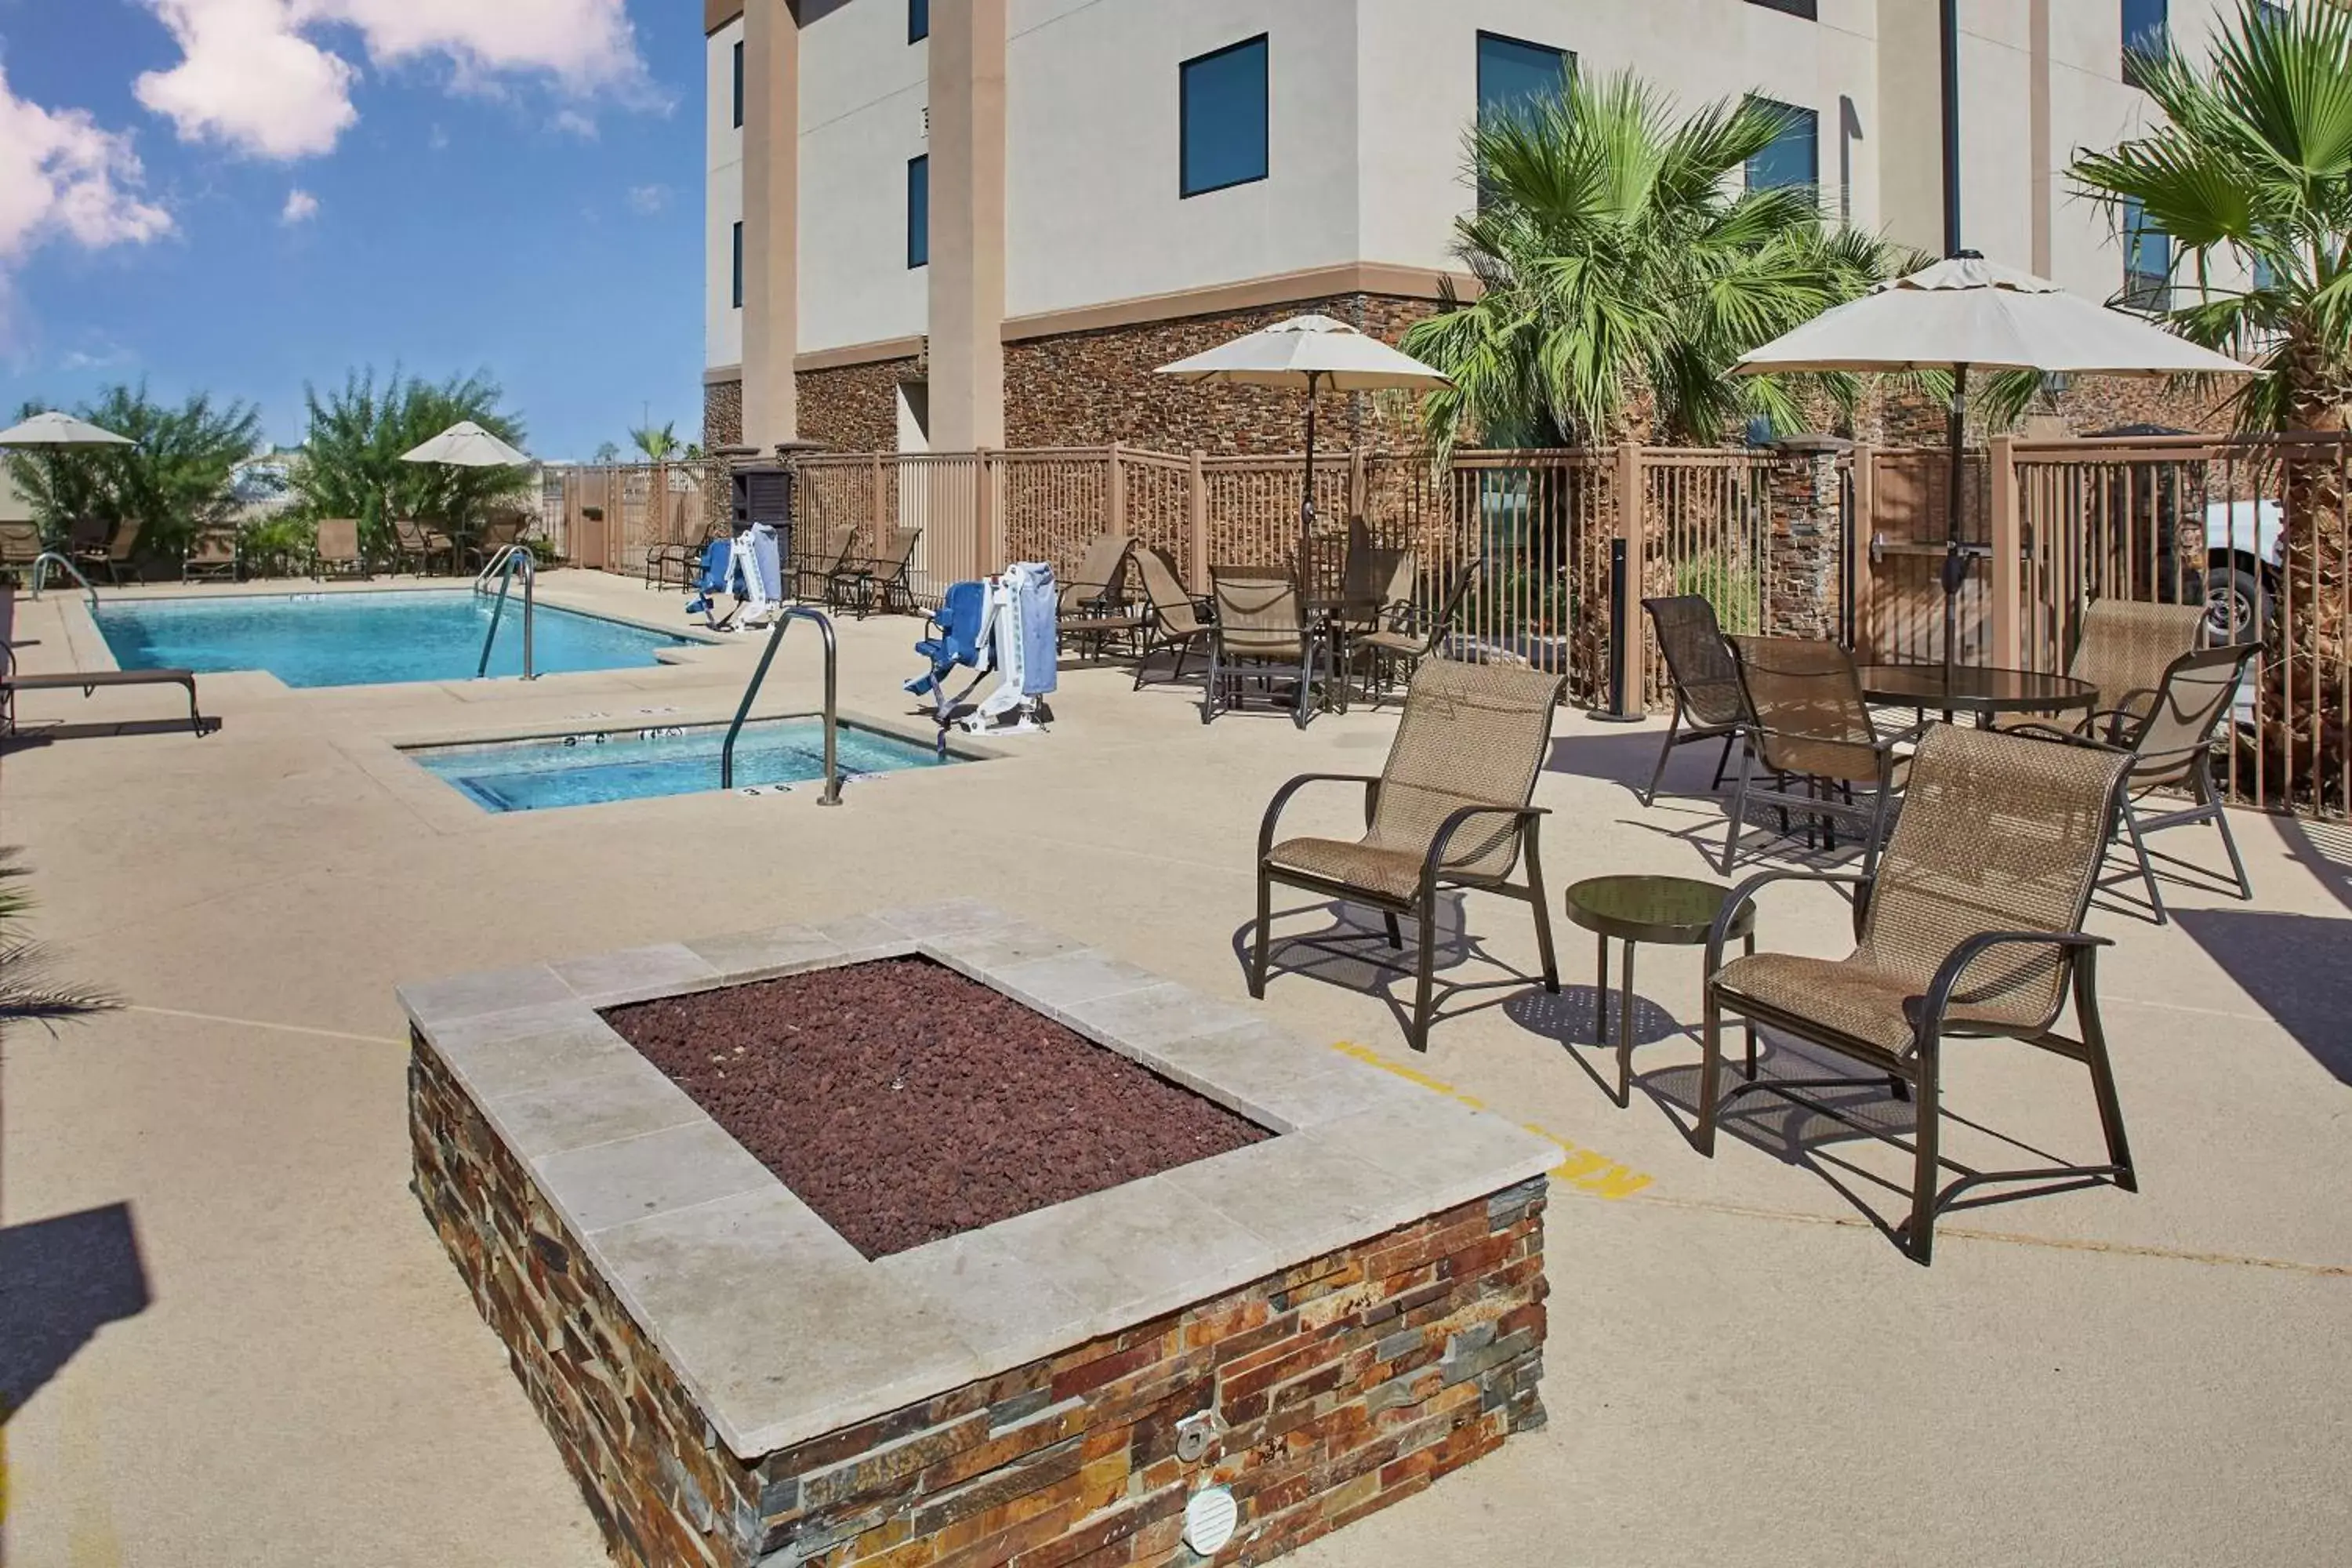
[{"x1": 0, "y1": 0, "x2": 703, "y2": 460}]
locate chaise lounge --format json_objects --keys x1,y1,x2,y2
[{"x1": 0, "y1": 587, "x2": 207, "y2": 739}]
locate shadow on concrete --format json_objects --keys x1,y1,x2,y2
[
  {"x1": 1232, "y1": 894, "x2": 1555, "y2": 1049},
  {"x1": 0, "y1": 1201, "x2": 149, "y2": 1421},
  {"x1": 1505, "y1": 985, "x2": 1689, "y2": 1109},
  {"x1": 2173, "y1": 907, "x2": 2352, "y2": 1085},
  {"x1": 1, "y1": 715, "x2": 222, "y2": 752}
]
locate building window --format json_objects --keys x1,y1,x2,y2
[
  {"x1": 2254, "y1": 1, "x2": 2289, "y2": 29},
  {"x1": 1746, "y1": 0, "x2": 1818, "y2": 16},
  {"x1": 907, "y1": 154, "x2": 928, "y2": 269},
  {"x1": 1475, "y1": 32, "x2": 1572, "y2": 131},
  {"x1": 731, "y1": 221, "x2": 743, "y2": 310},
  {"x1": 909, "y1": 0, "x2": 927, "y2": 43},
  {"x1": 2123, "y1": 0, "x2": 2168, "y2": 88},
  {"x1": 2122, "y1": 197, "x2": 2171, "y2": 310},
  {"x1": 1179, "y1": 35, "x2": 1269, "y2": 198},
  {"x1": 731, "y1": 40, "x2": 744, "y2": 129},
  {"x1": 1744, "y1": 97, "x2": 1819, "y2": 192}
]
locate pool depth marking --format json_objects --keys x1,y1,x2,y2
[{"x1": 1328, "y1": 1040, "x2": 1655, "y2": 1200}]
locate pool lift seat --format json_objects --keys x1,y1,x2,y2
[{"x1": 907, "y1": 564, "x2": 1058, "y2": 750}]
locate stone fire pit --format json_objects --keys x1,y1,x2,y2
[{"x1": 403, "y1": 902, "x2": 1553, "y2": 1568}]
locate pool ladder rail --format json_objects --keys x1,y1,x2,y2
[
  {"x1": 475, "y1": 547, "x2": 536, "y2": 681},
  {"x1": 28, "y1": 552, "x2": 100, "y2": 612},
  {"x1": 722, "y1": 607, "x2": 840, "y2": 804}
]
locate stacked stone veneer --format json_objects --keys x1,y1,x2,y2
[
  {"x1": 704, "y1": 377, "x2": 744, "y2": 452},
  {"x1": 404, "y1": 906, "x2": 1551, "y2": 1568},
  {"x1": 798, "y1": 359, "x2": 919, "y2": 455}
]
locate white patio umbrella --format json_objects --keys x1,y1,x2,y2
[
  {"x1": 399, "y1": 419, "x2": 532, "y2": 468},
  {"x1": 1156, "y1": 314, "x2": 1450, "y2": 564},
  {"x1": 1735, "y1": 251, "x2": 2254, "y2": 676},
  {"x1": 0, "y1": 410, "x2": 134, "y2": 447}
]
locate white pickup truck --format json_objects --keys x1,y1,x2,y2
[{"x1": 2197, "y1": 498, "x2": 2286, "y2": 641}]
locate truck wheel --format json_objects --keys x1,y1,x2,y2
[{"x1": 2192, "y1": 564, "x2": 2270, "y2": 644}]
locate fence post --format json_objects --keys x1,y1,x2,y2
[
  {"x1": 1105, "y1": 441, "x2": 1126, "y2": 537},
  {"x1": 1988, "y1": 433, "x2": 2022, "y2": 668},
  {"x1": 1612, "y1": 440, "x2": 1646, "y2": 717},
  {"x1": 1348, "y1": 446, "x2": 1366, "y2": 526},
  {"x1": 975, "y1": 449, "x2": 998, "y2": 576},
  {"x1": 1851, "y1": 441, "x2": 1877, "y2": 656},
  {"x1": 1189, "y1": 448, "x2": 1210, "y2": 589},
  {"x1": 870, "y1": 452, "x2": 886, "y2": 547}
]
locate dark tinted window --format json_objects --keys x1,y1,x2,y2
[
  {"x1": 2123, "y1": 0, "x2": 2168, "y2": 85},
  {"x1": 1180, "y1": 36, "x2": 1270, "y2": 198},
  {"x1": 1476, "y1": 32, "x2": 1571, "y2": 130},
  {"x1": 2123, "y1": 197, "x2": 2171, "y2": 310},
  {"x1": 1747, "y1": 0, "x2": 1818, "y2": 16},
  {"x1": 731, "y1": 40, "x2": 743, "y2": 129},
  {"x1": 910, "y1": 0, "x2": 928, "y2": 43},
  {"x1": 907, "y1": 155, "x2": 929, "y2": 269},
  {"x1": 731, "y1": 221, "x2": 743, "y2": 310},
  {"x1": 1744, "y1": 98, "x2": 1819, "y2": 191}
]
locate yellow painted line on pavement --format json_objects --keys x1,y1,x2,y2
[{"x1": 1329, "y1": 1040, "x2": 1657, "y2": 1200}]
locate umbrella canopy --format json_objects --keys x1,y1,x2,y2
[
  {"x1": 0, "y1": 410, "x2": 135, "y2": 447},
  {"x1": 399, "y1": 420, "x2": 532, "y2": 468},
  {"x1": 1733, "y1": 253, "x2": 2254, "y2": 378}
]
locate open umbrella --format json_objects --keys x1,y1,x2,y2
[
  {"x1": 1156, "y1": 314, "x2": 1450, "y2": 568},
  {"x1": 0, "y1": 411, "x2": 135, "y2": 447},
  {"x1": 399, "y1": 420, "x2": 532, "y2": 468},
  {"x1": 1734, "y1": 252, "x2": 2253, "y2": 677}
]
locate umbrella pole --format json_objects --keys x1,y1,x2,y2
[
  {"x1": 1300, "y1": 372, "x2": 1320, "y2": 580},
  {"x1": 1942, "y1": 362, "x2": 1969, "y2": 684}
]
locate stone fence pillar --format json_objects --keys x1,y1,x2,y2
[{"x1": 1765, "y1": 435, "x2": 1852, "y2": 641}]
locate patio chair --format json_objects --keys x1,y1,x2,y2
[
  {"x1": 791, "y1": 524, "x2": 858, "y2": 603},
  {"x1": 1253, "y1": 657, "x2": 1566, "y2": 1052},
  {"x1": 2016, "y1": 641, "x2": 2259, "y2": 925},
  {"x1": 1722, "y1": 636, "x2": 1911, "y2": 880},
  {"x1": 1638, "y1": 594, "x2": 1750, "y2": 806},
  {"x1": 1056, "y1": 533, "x2": 1144, "y2": 661},
  {"x1": 391, "y1": 518, "x2": 456, "y2": 576},
  {"x1": 833, "y1": 527, "x2": 923, "y2": 619},
  {"x1": 1349, "y1": 557, "x2": 1479, "y2": 708},
  {"x1": 1131, "y1": 545, "x2": 1214, "y2": 691},
  {"x1": 1698, "y1": 724, "x2": 2136, "y2": 1265},
  {"x1": 467, "y1": 512, "x2": 531, "y2": 571},
  {"x1": 1204, "y1": 567, "x2": 1323, "y2": 728},
  {"x1": 65, "y1": 517, "x2": 108, "y2": 575},
  {"x1": 182, "y1": 525, "x2": 239, "y2": 583},
  {"x1": 644, "y1": 494, "x2": 715, "y2": 590},
  {"x1": 1998, "y1": 598, "x2": 2206, "y2": 741},
  {"x1": 0, "y1": 521, "x2": 42, "y2": 581},
  {"x1": 314, "y1": 519, "x2": 368, "y2": 579},
  {"x1": 74, "y1": 518, "x2": 142, "y2": 584}
]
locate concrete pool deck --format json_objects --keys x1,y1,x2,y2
[{"x1": 2, "y1": 569, "x2": 2347, "y2": 1566}]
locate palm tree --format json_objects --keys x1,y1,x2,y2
[
  {"x1": 0, "y1": 853, "x2": 116, "y2": 1029},
  {"x1": 1402, "y1": 71, "x2": 1918, "y2": 453},
  {"x1": 2071, "y1": 0, "x2": 2351, "y2": 800},
  {"x1": 630, "y1": 421, "x2": 682, "y2": 464}
]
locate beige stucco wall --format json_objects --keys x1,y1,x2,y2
[
  {"x1": 706, "y1": 15, "x2": 746, "y2": 373},
  {"x1": 797, "y1": 0, "x2": 931, "y2": 354}
]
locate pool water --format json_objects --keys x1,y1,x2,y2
[
  {"x1": 93, "y1": 591, "x2": 695, "y2": 688},
  {"x1": 407, "y1": 718, "x2": 959, "y2": 812}
]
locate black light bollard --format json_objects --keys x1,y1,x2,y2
[{"x1": 1589, "y1": 537, "x2": 1642, "y2": 723}]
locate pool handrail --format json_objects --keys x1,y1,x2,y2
[
  {"x1": 474, "y1": 543, "x2": 532, "y2": 594},
  {"x1": 29, "y1": 552, "x2": 100, "y2": 613},
  {"x1": 722, "y1": 607, "x2": 839, "y2": 804},
  {"x1": 475, "y1": 549, "x2": 536, "y2": 681}
]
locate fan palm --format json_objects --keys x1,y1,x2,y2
[
  {"x1": 2071, "y1": 0, "x2": 2351, "y2": 799},
  {"x1": 1402, "y1": 71, "x2": 1918, "y2": 454},
  {"x1": 630, "y1": 421, "x2": 682, "y2": 464},
  {"x1": 0, "y1": 853, "x2": 116, "y2": 1029}
]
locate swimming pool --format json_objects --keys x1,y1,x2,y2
[
  {"x1": 93, "y1": 591, "x2": 695, "y2": 688},
  {"x1": 405, "y1": 717, "x2": 960, "y2": 812}
]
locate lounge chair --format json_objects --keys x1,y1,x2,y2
[
  {"x1": 393, "y1": 518, "x2": 456, "y2": 576},
  {"x1": 1638, "y1": 594, "x2": 1750, "y2": 806},
  {"x1": 1348, "y1": 557, "x2": 1479, "y2": 709},
  {"x1": 468, "y1": 512, "x2": 531, "y2": 571},
  {"x1": 314, "y1": 519, "x2": 368, "y2": 579},
  {"x1": 1252, "y1": 657, "x2": 1566, "y2": 1051},
  {"x1": 1, "y1": 586, "x2": 207, "y2": 738},
  {"x1": 2016, "y1": 641, "x2": 2260, "y2": 924},
  {"x1": 1203, "y1": 568, "x2": 1322, "y2": 728},
  {"x1": 75, "y1": 519, "x2": 142, "y2": 585},
  {"x1": 183, "y1": 525, "x2": 239, "y2": 583},
  {"x1": 1998, "y1": 598, "x2": 2207, "y2": 740},
  {"x1": 1056, "y1": 533, "x2": 1143, "y2": 661},
  {"x1": 791, "y1": 524, "x2": 858, "y2": 603},
  {"x1": 1721, "y1": 636, "x2": 1910, "y2": 879},
  {"x1": 644, "y1": 495, "x2": 715, "y2": 589},
  {"x1": 1131, "y1": 545, "x2": 1214, "y2": 690},
  {"x1": 1699, "y1": 724, "x2": 2136, "y2": 1264},
  {"x1": 0, "y1": 521, "x2": 42, "y2": 582},
  {"x1": 833, "y1": 527, "x2": 923, "y2": 619},
  {"x1": 65, "y1": 517, "x2": 108, "y2": 579}
]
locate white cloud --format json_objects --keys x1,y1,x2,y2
[
  {"x1": 0, "y1": 60, "x2": 174, "y2": 266},
  {"x1": 61, "y1": 342, "x2": 140, "y2": 372},
  {"x1": 281, "y1": 187, "x2": 319, "y2": 224},
  {"x1": 551, "y1": 107, "x2": 598, "y2": 140},
  {"x1": 626, "y1": 184, "x2": 668, "y2": 215},
  {"x1": 132, "y1": 0, "x2": 650, "y2": 162}
]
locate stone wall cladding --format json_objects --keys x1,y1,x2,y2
[
  {"x1": 1764, "y1": 447, "x2": 1846, "y2": 641},
  {"x1": 1004, "y1": 294, "x2": 1439, "y2": 454},
  {"x1": 705, "y1": 379, "x2": 744, "y2": 452},
  {"x1": 411, "y1": 1029, "x2": 1547, "y2": 1568},
  {"x1": 799, "y1": 359, "x2": 917, "y2": 455}
]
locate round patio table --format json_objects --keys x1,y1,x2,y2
[
  {"x1": 1563, "y1": 874, "x2": 1754, "y2": 1109},
  {"x1": 1857, "y1": 663, "x2": 2098, "y2": 727}
]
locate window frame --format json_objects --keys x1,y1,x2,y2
[
  {"x1": 2122, "y1": 0, "x2": 2169, "y2": 89},
  {"x1": 1178, "y1": 34, "x2": 1272, "y2": 200},
  {"x1": 1474, "y1": 30, "x2": 1573, "y2": 132},
  {"x1": 907, "y1": 154, "x2": 929, "y2": 270},
  {"x1": 731, "y1": 39, "x2": 744, "y2": 129},
  {"x1": 731, "y1": 220, "x2": 744, "y2": 310},
  {"x1": 909, "y1": 0, "x2": 928, "y2": 44},
  {"x1": 1743, "y1": 96, "x2": 1820, "y2": 194}
]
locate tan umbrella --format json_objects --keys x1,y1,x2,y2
[
  {"x1": 399, "y1": 420, "x2": 532, "y2": 468},
  {"x1": 1157, "y1": 314, "x2": 1450, "y2": 561},
  {"x1": 0, "y1": 410, "x2": 135, "y2": 447},
  {"x1": 1735, "y1": 252, "x2": 2254, "y2": 674}
]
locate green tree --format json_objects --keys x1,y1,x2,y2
[
  {"x1": 630, "y1": 421, "x2": 681, "y2": 463},
  {"x1": 290, "y1": 369, "x2": 529, "y2": 557},
  {"x1": 4, "y1": 385, "x2": 263, "y2": 568},
  {"x1": 2071, "y1": 0, "x2": 2351, "y2": 797},
  {"x1": 0, "y1": 852, "x2": 116, "y2": 1029},
  {"x1": 1402, "y1": 71, "x2": 1918, "y2": 453}
]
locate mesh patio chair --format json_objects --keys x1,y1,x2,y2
[
  {"x1": 1722, "y1": 636, "x2": 1911, "y2": 880},
  {"x1": 467, "y1": 511, "x2": 531, "y2": 571},
  {"x1": 1699, "y1": 724, "x2": 2137, "y2": 1265},
  {"x1": 1254, "y1": 657, "x2": 1567, "y2": 1052},
  {"x1": 314, "y1": 518, "x2": 368, "y2": 579},
  {"x1": 74, "y1": 518, "x2": 142, "y2": 584},
  {"x1": 2016, "y1": 641, "x2": 2259, "y2": 925},
  {"x1": 1639, "y1": 594, "x2": 1750, "y2": 806},
  {"x1": 392, "y1": 518, "x2": 456, "y2": 576},
  {"x1": 1056, "y1": 533, "x2": 1145, "y2": 661},
  {"x1": 1131, "y1": 545, "x2": 1214, "y2": 690},
  {"x1": 1349, "y1": 558, "x2": 1479, "y2": 708},
  {"x1": 0, "y1": 521, "x2": 43, "y2": 581},
  {"x1": 182, "y1": 525, "x2": 239, "y2": 583},
  {"x1": 791, "y1": 524, "x2": 858, "y2": 603},
  {"x1": 1998, "y1": 598, "x2": 2206, "y2": 741},
  {"x1": 1205, "y1": 567, "x2": 1323, "y2": 728},
  {"x1": 833, "y1": 527, "x2": 922, "y2": 619},
  {"x1": 644, "y1": 494, "x2": 714, "y2": 589}
]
